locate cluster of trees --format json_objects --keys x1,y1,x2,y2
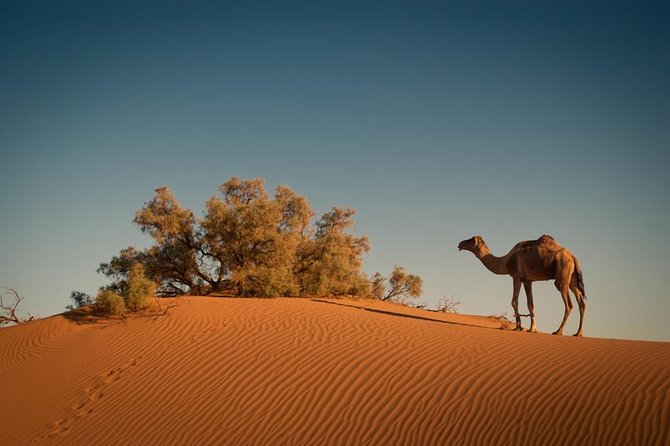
[{"x1": 98, "y1": 177, "x2": 422, "y2": 301}]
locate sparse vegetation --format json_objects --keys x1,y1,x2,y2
[
  {"x1": 436, "y1": 294, "x2": 460, "y2": 314},
  {"x1": 491, "y1": 311, "x2": 513, "y2": 325},
  {"x1": 99, "y1": 177, "x2": 420, "y2": 299},
  {"x1": 410, "y1": 300, "x2": 429, "y2": 310},
  {"x1": 95, "y1": 290, "x2": 126, "y2": 316}
]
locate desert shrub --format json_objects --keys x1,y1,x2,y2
[
  {"x1": 124, "y1": 263, "x2": 156, "y2": 312},
  {"x1": 95, "y1": 290, "x2": 126, "y2": 316},
  {"x1": 66, "y1": 290, "x2": 93, "y2": 310},
  {"x1": 436, "y1": 294, "x2": 460, "y2": 313},
  {"x1": 371, "y1": 266, "x2": 423, "y2": 303}
]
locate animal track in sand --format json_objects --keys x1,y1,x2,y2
[
  {"x1": 34, "y1": 326, "x2": 222, "y2": 442},
  {"x1": 34, "y1": 356, "x2": 141, "y2": 441}
]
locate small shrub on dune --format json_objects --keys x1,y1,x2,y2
[
  {"x1": 66, "y1": 290, "x2": 93, "y2": 311},
  {"x1": 370, "y1": 266, "x2": 423, "y2": 303},
  {"x1": 124, "y1": 263, "x2": 157, "y2": 312},
  {"x1": 95, "y1": 290, "x2": 126, "y2": 316}
]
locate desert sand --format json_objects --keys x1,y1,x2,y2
[{"x1": 1, "y1": 297, "x2": 668, "y2": 445}]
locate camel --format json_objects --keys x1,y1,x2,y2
[{"x1": 458, "y1": 235, "x2": 586, "y2": 336}]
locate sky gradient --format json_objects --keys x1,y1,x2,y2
[{"x1": 1, "y1": 1, "x2": 668, "y2": 341}]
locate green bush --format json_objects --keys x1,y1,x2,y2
[
  {"x1": 371, "y1": 266, "x2": 423, "y2": 303},
  {"x1": 66, "y1": 290, "x2": 93, "y2": 311},
  {"x1": 95, "y1": 290, "x2": 126, "y2": 316},
  {"x1": 124, "y1": 263, "x2": 156, "y2": 312}
]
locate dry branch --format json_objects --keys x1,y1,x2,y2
[
  {"x1": 1, "y1": 287, "x2": 29, "y2": 326},
  {"x1": 436, "y1": 295, "x2": 460, "y2": 314}
]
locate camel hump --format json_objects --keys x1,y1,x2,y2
[
  {"x1": 537, "y1": 234, "x2": 563, "y2": 250},
  {"x1": 514, "y1": 235, "x2": 561, "y2": 251},
  {"x1": 538, "y1": 234, "x2": 556, "y2": 244}
]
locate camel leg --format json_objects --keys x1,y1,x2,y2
[
  {"x1": 571, "y1": 285, "x2": 586, "y2": 337},
  {"x1": 523, "y1": 281, "x2": 537, "y2": 333},
  {"x1": 552, "y1": 283, "x2": 572, "y2": 335},
  {"x1": 512, "y1": 278, "x2": 522, "y2": 331}
]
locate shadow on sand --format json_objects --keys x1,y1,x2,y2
[
  {"x1": 60, "y1": 306, "x2": 127, "y2": 327},
  {"x1": 61, "y1": 299, "x2": 179, "y2": 327},
  {"x1": 311, "y1": 299, "x2": 508, "y2": 331}
]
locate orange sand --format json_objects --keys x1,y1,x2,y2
[{"x1": 1, "y1": 297, "x2": 668, "y2": 445}]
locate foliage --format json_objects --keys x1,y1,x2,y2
[
  {"x1": 202, "y1": 178, "x2": 311, "y2": 296},
  {"x1": 295, "y1": 207, "x2": 371, "y2": 297},
  {"x1": 95, "y1": 289, "x2": 126, "y2": 316},
  {"x1": 370, "y1": 272, "x2": 386, "y2": 300},
  {"x1": 99, "y1": 186, "x2": 204, "y2": 297},
  {"x1": 66, "y1": 291, "x2": 93, "y2": 311},
  {"x1": 124, "y1": 263, "x2": 157, "y2": 312},
  {"x1": 99, "y1": 176, "x2": 420, "y2": 299},
  {"x1": 371, "y1": 266, "x2": 423, "y2": 303}
]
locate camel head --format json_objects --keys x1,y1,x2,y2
[{"x1": 458, "y1": 236, "x2": 485, "y2": 254}]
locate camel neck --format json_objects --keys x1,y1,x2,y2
[{"x1": 478, "y1": 249, "x2": 509, "y2": 275}]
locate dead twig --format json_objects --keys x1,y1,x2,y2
[
  {"x1": 1, "y1": 287, "x2": 28, "y2": 326},
  {"x1": 150, "y1": 297, "x2": 179, "y2": 320},
  {"x1": 491, "y1": 311, "x2": 513, "y2": 324},
  {"x1": 436, "y1": 295, "x2": 460, "y2": 314},
  {"x1": 161, "y1": 299, "x2": 178, "y2": 316}
]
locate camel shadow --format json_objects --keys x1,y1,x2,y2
[{"x1": 311, "y1": 299, "x2": 508, "y2": 331}]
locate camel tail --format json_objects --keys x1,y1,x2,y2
[{"x1": 573, "y1": 257, "x2": 586, "y2": 299}]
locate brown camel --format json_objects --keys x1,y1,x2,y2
[{"x1": 458, "y1": 235, "x2": 586, "y2": 336}]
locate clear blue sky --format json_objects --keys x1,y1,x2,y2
[{"x1": 1, "y1": 1, "x2": 668, "y2": 341}]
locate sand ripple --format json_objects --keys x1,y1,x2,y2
[{"x1": 0, "y1": 297, "x2": 668, "y2": 445}]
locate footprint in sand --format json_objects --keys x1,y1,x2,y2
[{"x1": 37, "y1": 356, "x2": 141, "y2": 441}]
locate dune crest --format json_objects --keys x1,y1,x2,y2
[{"x1": 1, "y1": 297, "x2": 668, "y2": 445}]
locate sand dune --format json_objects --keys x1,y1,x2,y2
[{"x1": 1, "y1": 297, "x2": 668, "y2": 445}]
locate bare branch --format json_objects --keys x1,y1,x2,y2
[
  {"x1": 1, "y1": 287, "x2": 28, "y2": 326},
  {"x1": 435, "y1": 295, "x2": 460, "y2": 314}
]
